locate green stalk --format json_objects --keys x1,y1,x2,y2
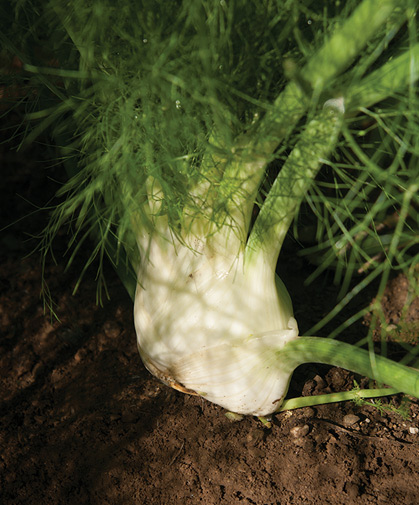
[
  {"x1": 300, "y1": 0, "x2": 408, "y2": 92},
  {"x1": 245, "y1": 16, "x2": 419, "y2": 272},
  {"x1": 280, "y1": 337, "x2": 419, "y2": 400},
  {"x1": 347, "y1": 43, "x2": 419, "y2": 111},
  {"x1": 257, "y1": 0, "x2": 408, "y2": 149},
  {"x1": 216, "y1": 0, "x2": 407, "y2": 228},
  {"x1": 246, "y1": 103, "x2": 344, "y2": 268},
  {"x1": 279, "y1": 387, "x2": 400, "y2": 412}
]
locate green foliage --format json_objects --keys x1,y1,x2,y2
[{"x1": 1, "y1": 0, "x2": 418, "y2": 346}]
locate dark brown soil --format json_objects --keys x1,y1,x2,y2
[{"x1": 1, "y1": 117, "x2": 418, "y2": 505}]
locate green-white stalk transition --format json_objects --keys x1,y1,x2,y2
[{"x1": 134, "y1": 103, "x2": 347, "y2": 415}]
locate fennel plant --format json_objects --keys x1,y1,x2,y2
[{"x1": 2, "y1": 0, "x2": 419, "y2": 416}]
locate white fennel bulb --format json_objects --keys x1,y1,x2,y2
[
  {"x1": 133, "y1": 97, "x2": 349, "y2": 416},
  {"x1": 134, "y1": 231, "x2": 299, "y2": 416}
]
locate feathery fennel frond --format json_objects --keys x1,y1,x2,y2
[{"x1": 2, "y1": 0, "x2": 418, "y2": 346}]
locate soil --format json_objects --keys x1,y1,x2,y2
[{"x1": 1, "y1": 114, "x2": 418, "y2": 505}]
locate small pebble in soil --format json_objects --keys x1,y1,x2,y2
[
  {"x1": 345, "y1": 482, "x2": 361, "y2": 499},
  {"x1": 409, "y1": 427, "x2": 419, "y2": 434},
  {"x1": 342, "y1": 414, "x2": 360, "y2": 427},
  {"x1": 313, "y1": 374, "x2": 325, "y2": 389},
  {"x1": 290, "y1": 424, "x2": 310, "y2": 438},
  {"x1": 304, "y1": 407, "x2": 315, "y2": 418}
]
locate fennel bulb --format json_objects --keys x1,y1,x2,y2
[
  {"x1": 133, "y1": 100, "x2": 346, "y2": 416},
  {"x1": 134, "y1": 231, "x2": 298, "y2": 416},
  {"x1": 133, "y1": 226, "x2": 419, "y2": 416}
]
